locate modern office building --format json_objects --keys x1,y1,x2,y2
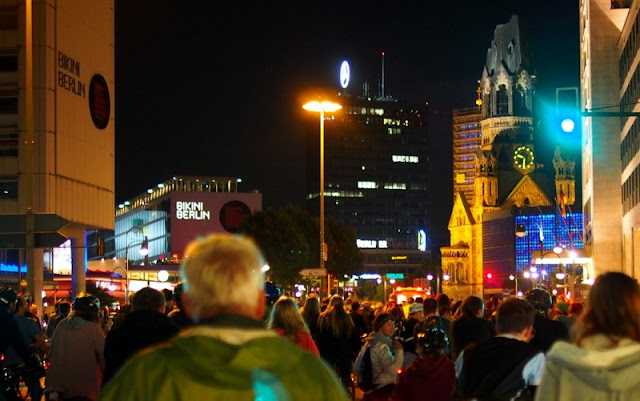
[
  {"x1": 452, "y1": 106, "x2": 482, "y2": 205},
  {"x1": 305, "y1": 61, "x2": 431, "y2": 276},
  {"x1": 580, "y1": 0, "x2": 637, "y2": 277},
  {"x1": 442, "y1": 16, "x2": 582, "y2": 300},
  {"x1": 0, "y1": 1, "x2": 114, "y2": 302}
]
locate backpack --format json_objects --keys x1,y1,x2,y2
[
  {"x1": 355, "y1": 346, "x2": 375, "y2": 391},
  {"x1": 423, "y1": 316, "x2": 451, "y2": 357}
]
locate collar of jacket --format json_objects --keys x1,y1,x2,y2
[{"x1": 178, "y1": 313, "x2": 276, "y2": 345}]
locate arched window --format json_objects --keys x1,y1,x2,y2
[
  {"x1": 496, "y1": 84, "x2": 509, "y2": 116},
  {"x1": 448, "y1": 263, "x2": 455, "y2": 282}
]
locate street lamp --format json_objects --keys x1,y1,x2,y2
[
  {"x1": 124, "y1": 227, "x2": 148, "y2": 304},
  {"x1": 302, "y1": 100, "x2": 342, "y2": 297}
]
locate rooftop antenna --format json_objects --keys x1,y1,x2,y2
[{"x1": 381, "y1": 51, "x2": 385, "y2": 99}]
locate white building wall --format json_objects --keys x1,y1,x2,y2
[{"x1": 580, "y1": 0, "x2": 627, "y2": 274}]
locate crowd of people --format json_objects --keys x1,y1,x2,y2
[{"x1": 1, "y1": 233, "x2": 640, "y2": 400}]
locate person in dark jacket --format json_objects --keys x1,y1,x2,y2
[
  {"x1": 316, "y1": 295, "x2": 361, "y2": 389},
  {"x1": 102, "y1": 287, "x2": 179, "y2": 386},
  {"x1": 524, "y1": 288, "x2": 570, "y2": 353},
  {"x1": 456, "y1": 298, "x2": 545, "y2": 401},
  {"x1": 450, "y1": 295, "x2": 494, "y2": 359},
  {"x1": 393, "y1": 327, "x2": 455, "y2": 401}
]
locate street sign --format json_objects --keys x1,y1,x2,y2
[
  {"x1": 0, "y1": 213, "x2": 69, "y2": 233},
  {"x1": 0, "y1": 232, "x2": 67, "y2": 248},
  {"x1": 299, "y1": 268, "x2": 328, "y2": 277}
]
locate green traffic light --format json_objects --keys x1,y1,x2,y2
[{"x1": 561, "y1": 118, "x2": 575, "y2": 133}]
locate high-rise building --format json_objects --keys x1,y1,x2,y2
[
  {"x1": 442, "y1": 16, "x2": 584, "y2": 300},
  {"x1": 452, "y1": 106, "x2": 482, "y2": 205},
  {"x1": 0, "y1": 1, "x2": 114, "y2": 300},
  {"x1": 305, "y1": 60, "x2": 431, "y2": 276},
  {"x1": 580, "y1": 0, "x2": 629, "y2": 276}
]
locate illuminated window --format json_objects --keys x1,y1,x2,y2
[
  {"x1": 384, "y1": 183, "x2": 407, "y2": 190},
  {"x1": 358, "y1": 181, "x2": 378, "y2": 189},
  {"x1": 392, "y1": 155, "x2": 419, "y2": 163}
]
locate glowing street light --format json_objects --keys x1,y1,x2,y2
[{"x1": 302, "y1": 100, "x2": 342, "y2": 296}]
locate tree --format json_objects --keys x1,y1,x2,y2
[{"x1": 240, "y1": 206, "x2": 362, "y2": 288}]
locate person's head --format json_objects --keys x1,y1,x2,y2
[
  {"x1": 556, "y1": 301, "x2": 570, "y2": 315},
  {"x1": 132, "y1": 287, "x2": 166, "y2": 313},
  {"x1": 319, "y1": 294, "x2": 354, "y2": 337},
  {"x1": 268, "y1": 297, "x2": 308, "y2": 341},
  {"x1": 28, "y1": 303, "x2": 38, "y2": 317},
  {"x1": 495, "y1": 298, "x2": 535, "y2": 341},
  {"x1": 57, "y1": 301, "x2": 71, "y2": 316},
  {"x1": 525, "y1": 288, "x2": 552, "y2": 313},
  {"x1": 417, "y1": 327, "x2": 449, "y2": 356},
  {"x1": 72, "y1": 293, "x2": 101, "y2": 322},
  {"x1": 351, "y1": 301, "x2": 361, "y2": 313},
  {"x1": 180, "y1": 234, "x2": 266, "y2": 322},
  {"x1": 461, "y1": 295, "x2": 484, "y2": 318},
  {"x1": 14, "y1": 295, "x2": 27, "y2": 315},
  {"x1": 173, "y1": 283, "x2": 185, "y2": 310},
  {"x1": 436, "y1": 293, "x2": 450, "y2": 308},
  {"x1": 162, "y1": 288, "x2": 174, "y2": 306},
  {"x1": 409, "y1": 302, "x2": 424, "y2": 321},
  {"x1": 302, "y1": 296, "x2": 320, "y2": 317},
  {"x1": 576, "y1": 272, "x2": 640, "y2": 345},
  {"x1": 373, "y1": 313, "x2": 395, "y2": 337},
  {"x1": 423, "y1": 297, "x2": 438, "y2": 316}
]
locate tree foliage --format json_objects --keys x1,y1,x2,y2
[{"x1": 240, "y1": 206, "x2": 362, "y2": 287}]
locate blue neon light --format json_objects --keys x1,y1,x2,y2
[{"x1": 0, "y1": 263, "x2": 27, "y2": 273}]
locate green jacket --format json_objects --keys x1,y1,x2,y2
[
  {"x1": 535, "y1": 335, "x2": 640, "y2": 401},
  {"x1": 100, "y1": 320, "x2": 348, "y2": 401}
]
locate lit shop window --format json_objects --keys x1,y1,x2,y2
[
  {"x1": 384, "y1": 183, "x2": 407, "y2": 190},
  {"x1": 358, "y1": 181, "x2": 378, "y2": 189},
  {"x1": 392, "y1": 155, "x2": 419, "y2": 163}
]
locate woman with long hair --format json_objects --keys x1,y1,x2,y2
[
  {"x1": 301, "y1": 295, "x2": 321, "y2": 339},
  {"x1": 535, "y1": 272, "x2": 640, "y2": 401},
  {"x1": 268, "y1": 297, "x2": 319, "y2": 355},
  {"x1": 316, "y1": 294, "x2": 362, "y2": 388}
]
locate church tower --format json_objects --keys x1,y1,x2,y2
[{"x1": 441, "y1": 15, "x2": 567, "y2": 301}]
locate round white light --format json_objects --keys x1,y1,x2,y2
[
  {"x1": 261, "y1": 264, "x2": 270, "y2": 272},
  {"x1": 561, "y1": 118, "x2": 575, "y2": 133},
  {"x1": 556, "y1": 272, "x2": 566, "y2": 280},
  {"x1": 523, "y1": 272, "x2": 531, "y2": 278},
  {"x1": 339, "y1": 60, "x2": 350, "y2": 89},
  {"x1": 509, "y1": 275, "x2": 515, "y2": 281},
  {"x1": 389, "y1": 279, "x2": 396, "y2": 284},
  {"x1": 157, "y1": 270, "x2": 169, "y2": 282},
  {"x1": 443, "y1": 274, "x2": 450, "y2": 281},
  {"x1": 517, "y1": 291, "x2": 523, "y2": 297},
  {"x1": 426, "y1": 274, "x2": 433, "y2": 281}
]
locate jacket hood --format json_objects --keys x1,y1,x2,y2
[
  {"x1": 365, "y1": 331, "x2": 392, "y2": 348},
  {"x1": 168, "y1": 326, "x2": 306, "y2": 388},
  {"x1": 546, "y1": 335, "x2": 640, "y2": 391}
]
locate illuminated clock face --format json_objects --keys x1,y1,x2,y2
[
  {"x1": 339, "y1": 60, "x2": 350, "y2": 89},
  {"x1": 513, "y1": 146, "x2": 535, "y2": 170}
]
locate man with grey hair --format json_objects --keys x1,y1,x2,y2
[{"x1": 100, "y1": 234, "x2": 348, "y2": 401}]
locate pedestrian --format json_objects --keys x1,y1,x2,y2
[
  {"x1": 553, "y1": 301, "x2": 584, "y2": 339},
  {"x1": 350, "y1": 301, "x2": 368, "y2": 338},
  {"x1": 524, "y1": 288, "x2": 570, "y2": 353},
  {"x1": 450, "y1": 295, "x2": 493, "y2": 360},
  {"x1": 102, "y1": 287, "x2": 179, "y2": 386},
  {"x1": 316, "y1": 294, "x2": 362, "y2": 389},
  {"x1": 46, "y1": 301, "x2": 71, "y2": 338},
  {"x1": 267, "y1": 296, "x2": 319, "y2": 355},
  {"x1": 535, "y1": 272, "x2": 640, "y2": 401},
  {"x1": 354, "y1": 313, "x2": 404, "y2": 401},
  {"x1": 47, "y1": 293, "x2": 105, "y2": 401},
  {"x1": 397, "y1": 302, "x2": 425, "y2": 367},
  {"x1": 99, "y1": 233, "x2": 348, "y2": 401},
  {"x1": 415, "y1": 298, "x2": 451, "y2": 358},
  {"x1": 392, "y1": 327, "x2": 456, "y2": 401},
  {"x1": 167, "y1": 282, "x2": 193, "y2": 329},
  {"x1": 301, "y1": 295, "x2": 321, "y2": 339},
  {"x1": 456, "y1": 297, "x2": 545, "y2": 401}
]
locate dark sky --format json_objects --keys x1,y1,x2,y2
[{"x1": 114, "y1": 1, "x2": 580, "y2": 247}]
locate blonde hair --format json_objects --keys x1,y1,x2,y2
[
  {"x1": 268, "y1": 297, "x2": 310, "y2": 342},
  {"x1": 180, "y1": 234, "x2": 265, "y2": 320}
]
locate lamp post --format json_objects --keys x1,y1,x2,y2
[
  {"x1": 124, "y1": 227, "x2": 149, "y2": 304},
  {"x1": 302, "y1": 100, "x2": 342, "y2": 297}
]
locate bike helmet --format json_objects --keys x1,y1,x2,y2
[
  {"x1": 416, "y1": 327, "x2": 449, "y2": 354},
  {"x1": 0, "y1": 286, "x2": 17, "y2": 305},
  {"x1": 525, "y1": 288, "x2": 552, "y2": 312},
  {"x1": 72, "y1": 293, "x2": 100, "y2": 314}
]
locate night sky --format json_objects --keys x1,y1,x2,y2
[{"x1": 114, "y1": 1, "x2": 580, "y2": 248}]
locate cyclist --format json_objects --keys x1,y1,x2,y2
[
  {"x1": 0, "y1": 287, "x2": 45, "y2": 401},
  {"x1": 46, "y1": 293, "x2": 105, "y2": 400}
]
